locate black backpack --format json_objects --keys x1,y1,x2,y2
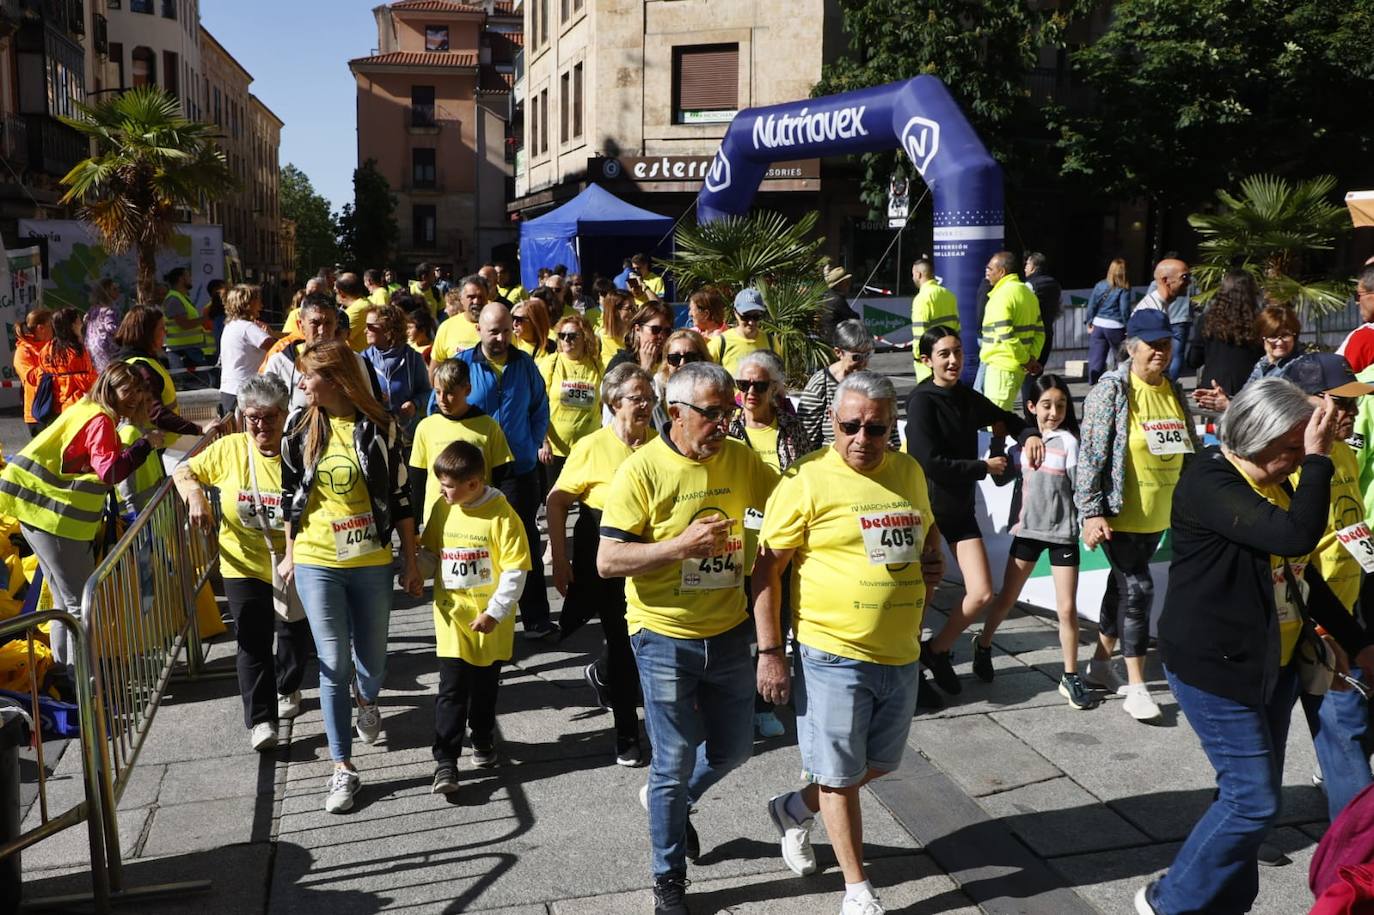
[{"x1": 31, "y1": 372, "x2": 58, "y2": 424}]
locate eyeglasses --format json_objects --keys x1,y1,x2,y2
[
  {"x1": 665, "y1": 351, "x2": 703, "y2": 367},
  {"x1": 841, "y1": 350, "x2": 872, "y2": 362},
  {"x1": 557, "y1": 332, "x2": 581, "y2": 342},
  {"x1": 242, "y1": 412, "x2": 282, "y2": 427},
  {"x1": 1330, "y1": 395, "x2": 1359, "y2": 411},
  {"x1": 671, "y1": 401, "x2": 740, "y2": 424},
  {"x1": 622, "y1": 394, "x2": 657, "y2": 407},
  {"x1": 1358, "y1": 290, "x2": 1374, "y2": 301},
  {"x1": 735, "y1": 379, "x2": 772, "y2": 394},
  {"x1": 836, "y1": 419, "x2": 889, "y2": 439},
  {"x1": 639, "y1": 324, "x2": 671, "y2": 337},
  {"x1": 1263, "y1": 333, "x2": 1296, "y2": 343}
]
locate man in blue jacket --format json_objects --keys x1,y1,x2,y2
[{"x1": 457, "y1": 303, "x2": 555, "y2": 638}]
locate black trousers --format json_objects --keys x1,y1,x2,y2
[
  {"x1": 570, "y1": 510, "x2": 639, "y2": 741},
  {"x1": 498, "y1": 469, "x2": 551, "y2": 628},
  {"x1": 433, "y1": 658, "x2": 502, "y2": 763},
  {"x1": 222, "y1": 577, "x2": 314, "y2": 728}
]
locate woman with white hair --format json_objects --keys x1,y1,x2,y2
[{"x1": 1136, "y1": 376, "x2": 1374, "y2": 915}]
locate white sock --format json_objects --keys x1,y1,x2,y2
[
  {"x1": 785, "y1": 790, "x2": 813, "y2": 823},
  {"x1": 844, "y1": 880, "x2": 875, "y2": 901}
]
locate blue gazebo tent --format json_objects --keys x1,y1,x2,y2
[{"x1": 517, "y1": 184, "x2": 675, "y2": 290}]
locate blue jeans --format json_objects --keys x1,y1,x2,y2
[
  {"x1": 295, "y1": 563, "x2": 395, "y2": 761},
  {"x1": 631, "y1": 621, "x2": 755, "y2": 878},
  {"x1": 1301, "y1": 669, "x2": 1373, "y2": 822},
  {"x1": 1087, "y1": 324, "x2": 1125, "y2": 383},
  {"x1": 1153, "y1": 665, "x2": 1301, "y2": 915},
  {"x1": 1168, "y1": 321, "x2": 1190, "y2": 381}
]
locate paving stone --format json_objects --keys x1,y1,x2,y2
[
  {"x1": 977, "y1": 776, "x2": 1151, "y2": 856},
  {"x1": 142, "y1": 794, "x2": 271, "y2": 857},
  {"x1": 155, "y1": 752, "x2": 276, "y2": 806},
  {"x1": 908, "y1": 715, "x2": 1061, "y2": 797},
  {"x1": 22, "y1": 805, "x2": 150, "y2": 872},
  {"x1": 917, "y1": 667, "x2": 1063, "y2": 719}
]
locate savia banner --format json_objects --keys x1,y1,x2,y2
[
  {"x1": 696, "y1": 76, "x2": 1003, "y2": 380},
  {"x1": 0, "y1": 246, "x2": 45, "y2": 409}
]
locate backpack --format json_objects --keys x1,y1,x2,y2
[{"x1": 31, "y1": 372, "x2": 58, "y2": 423}]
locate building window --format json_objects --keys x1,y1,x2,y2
[
  {"x1": 529, "y1": 96, "x2": 538, "y2": 157},
  {"x1": 538, "y1": 0, "x2": 548, "y2": 46},
  {"x1": 131, "y1": 46, "x2": 156, "y2": 87},
  {"x1": 130, "y1": 0, "x2": 151, "y2": 12},
  {"x1": 161, "y1": 0, "x2": 175, "y2": 18},
  {"x1": 412, "y1": 147, "x2": 436, "y2": 188},
  {"x1": 425, "y1": 26, "x2": 449, "y2": 52},
  {"x1": 413, "y1": 205, "x2": 436, "y2": 248},
  {"x1": 559, "y1": 72, "x2": 568, "y2": 144},
  {"x1": 411, "y1": 85, "x2": 435, "y2": 126},
  {"x1": 539, "y1": 89, "x2": 548, "y2": 154},
  {"x1": 573, "y1": 62, "x2": 583, "y2": 139},
  {"x1": 560, "y1": 0, "x2": 569, "y2": 20},
  {"x1": 163, "y1": 51, "x2": 178, "y2": 97},
  {"x1": 108, "y1": 0, "x2": 119, "y2": 7},
  {"x1": 109, "y1": 42, "x2": 123, "y2": 87},
  {"x1": 573, "y1": 0, "x2": 583, "y2": 10},
  {"x1": 214, "y1": 87, "x2": 221, "y2": 124},
  {"x1": 673, "y1": 44, "x2": 739, "y2": 124}
]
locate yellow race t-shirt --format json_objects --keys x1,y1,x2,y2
[
  {"x1": 600, "y1": 436, "x2": 778, "y2": 639},
  {"x1": 409, "y1": 410, "x2": 514, "y2": 522},
  {"x1": 186, "y1": 433, "x2": 285, "y2": 583},
  {"x1": 738, "y1": 422, "x2": 781, "y2": 473},
  {"x1": 598, "y1": 330, "x2": 626, "y2": 370},
  {"x1": 761, "y1": 448, "x2": 934, "y2": 665},
  {"x1": 1233, "y1": 455, "x2": 1306, "y2": 664},
  {"x1": 430, "y1": 313, "x2": 481, "y2": 363},
  {"x1": 541, "y1": 354, "x2": 602, "y2": 457},
  {"x1": 422, "y1": 488, "x2": 531, "y2": 665},
  {"x1": 1295, "y1": 440, "x2": 1365, "y2": 613},
  {"x1": 496, "y1": 284, "x2": 527, "y2": 304},
  {"x1": 557, "y1": 425, "x2": 657, "y2": 512},
  {"x1": 292, "y1": 416, "x2": 391, "y2": 568},
  {"x1": 1112, "y1": 372, "x2": 1190, "y2": 533},
  {"x1": 712, "y1": 328, "x2": 776, "y2": 377},
  {"x1": 344, "y1": 297, "x2": 372, "y2": 352}
]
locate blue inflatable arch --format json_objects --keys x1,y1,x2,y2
[{"x1": 696, "y1": 75, "x2": 1004, "y2": 377}]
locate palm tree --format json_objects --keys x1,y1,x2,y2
[
  {"x1": 1188, "y1": 174, "x2": 1350, "y2": 315},
  {"x1": 58, "y1": 87, "x2": 237, "y2": 304},
  {"x1": 661, "y1": 209, "x2": 827, "y2": 301}
]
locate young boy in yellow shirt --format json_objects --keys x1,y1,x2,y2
[{"x1": 423, "y1": 440, "x2": 532, "y2": 795}]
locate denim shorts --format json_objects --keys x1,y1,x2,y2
[{"x1": 795, "y1": 643, "x2": 919, "y2": 788}]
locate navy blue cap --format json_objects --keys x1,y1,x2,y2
[
  {"x1": 1280, "y1": 352, "x2": 1374, "y2": 397},
  {"x1": 1125, "y1": 308, "x2": 1172, "y2": 343}
]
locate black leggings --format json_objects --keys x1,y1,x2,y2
[
  {"x1": 571, "y1": 508, "x2": 639, "y2": 741},
  {"x1": 222, "y1": 577, "x2": 315, "y2": 728},
  {"x1": 1098, "y1": 530, "x2": 1162, "y2": 659}
]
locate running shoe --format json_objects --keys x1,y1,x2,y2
[
  {"x1": 1058, "y1": 673, "x2": 1100, "y2": 710},
  {"x1": 470, "y1": 735, "x2": 498, "y2": 768},
  {"x1": 1083, "y1": 657, "x2": 1123, "y2": 693},
  {"x1": 324, "y1": 767, "x2": 360, "y2": 813},
  {"x1": 523, "y1": 621, "x2": 559, "y2": 640},
  {"x1": 754, "y1": 711, "x2": 785, "y2": 738},
  {"x1": 584, "y1": 660, "x2": 611, "y2": 710},
  {"x1": 970, "y1": 634, "x2": 994, "y2": 683},
  {"x1": 767, "y1": 792, "x2": 817, "y2": 876},
  {"x1": 432, "y1": 763, "x2": 458, "y2": 795},
  {"x1": 1133, "y1": 881, "x2": 1160, "y2": 914},
  {"x1": 1121, "y1": 684, "x2": 1162, "y2": 722},
  {"x1": 355, "y1": 701, "x2": 382, "y2": 744},
  {"x1": 916, "y1": 671, "x2": 945, "y2": 711},
  {"x1": 250, "y1": 722, "x2": 278, "y2": 751},
  {"x1": 615, "y1": 736, "x2": 645, "y2": 768},
  {"x1": 653, "y1": 873, "x2": 690, "y2": 915},
  {"x1": 277, "y1": 690, "x2": 302, "y2": 719},
  {"x1": 842, "y1": 890, "x2": 886, "y2": 915},
  {"x1": 921, "y1": 640, "x2": 961, "y2": 694}
]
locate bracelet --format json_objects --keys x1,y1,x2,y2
[
  {"x1": 1315, "y1": 625, "x2": 1330, "y2": 638},
  {"x1": 757, "y1": 645, "x2": 785, "y2": 655}
]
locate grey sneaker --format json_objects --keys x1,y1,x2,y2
[
  {"x1": 324, "y1": 768, "x2": 360, "y2": 813},
  {"x1": 355, "y1": 701, "x2": 382, "y2": 745},
  {"x1": 432, "y1": 764, "x2": 458, "y2": 795},
  {"x1": 1058, "y1": 673, "x2": 1100, "y2": 710},
  {"x1": 767, "y1": 792, "x2": 817, "y2": 876},
  {"x1": 1083, "y1": 657, "x2": 1123, "y2": 693},
  {"x1": 470, "y1": 736, "x2": 498, "y2": 768}
]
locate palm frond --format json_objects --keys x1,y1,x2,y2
[
  {"x1": 756, "y1": 276, "x2": 834, "y2": 385},
  {"x1": 661, "y1": 210, "x2": 827, "y2": 297}
]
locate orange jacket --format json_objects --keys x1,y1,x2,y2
[
  {"x1": 29, "y1": 342, "x2": 97, "y2": 415},
  {"x1": 14, "y1": 337, "x2": 42, "y2": 423}
]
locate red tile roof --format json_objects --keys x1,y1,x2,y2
[
  {"x1": 389, "y1": 0, "x2": 479, "y2": 11},
  {"x1": 350, "y1": 50, "x2": 479, "y2": 69},
  {"x1": 478, "y1": 65, "x2": 514, "y2": 93}
]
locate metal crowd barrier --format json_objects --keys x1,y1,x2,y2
[{"x1": 0, "y1": 426, "x2": 224, "y2": 911}]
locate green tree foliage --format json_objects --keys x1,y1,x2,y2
[
  {"x1": 1188, "y1": 174, "x2": 1350, "y2": 315},
  {"x1": 816, "y1": 0, "x2": 1093, "y2": 213},
  {"x1": 280, "y1": 164, "x2": 340, "y2": 281},
  {"x1": 337, "y1": 159, "x2": 399, "y2": 270},
  {"x1": 1054, "y1": 0, "x2": 1374, "y2": 211},
  {"x1": 58, "y1": 87, "x2": 236, "y2": 304}
]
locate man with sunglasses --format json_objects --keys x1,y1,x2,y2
[
  {"x1": 598, "y1": 361, "x2": 778, "y2": 915},
  {"x1": 1336, "y1": 262, "x2": 1374, "y2": 374},
  {"x1": 1135, "y1": 257, "x2": 1194, "y2": 381},
  {"x1": 754, "y1": 371, "x2": 943, "y2": 915}
]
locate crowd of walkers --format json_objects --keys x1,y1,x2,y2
[{"x1": 9, "y1": 251, "x2": 1374, "y2": 915}]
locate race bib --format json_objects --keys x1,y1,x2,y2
[
  {"x1": 331, "y1": 512, "x2": 382, "y2": 561},
  {"x1": 680, "y1": 530, "x2": 744, "y2": 590},
  {"x1": 1272, "y1": 561, "x2": 1309, "y2": 625},
  {"x1": 1142, "y1": 419, "x2": 1193, "y2": 456},
  {"x1": 1348, "y1": 433, "x2": 1366, "y2": 451},
  {"x1": 743, "y1": 507, "x2": 764, "y2": 531},
  {"x1": 1337, "y1": 521, "x2": 1374, "y2": 573},
  {"x1": 235, "y1": 490, "x2": 284, "y2": 531},
  {"x1": 440, "y1": 547, "x2": 494, "y2": 589},
  {"x1": 858, "y1": 510, "x2": 922, "y2": 565},
  {"x1": 559, "y1": 380, "x2": 596, "y2": 409}
]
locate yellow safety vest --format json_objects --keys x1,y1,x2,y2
[
  {"x1": 0, "y1": 399, "x2": 112, "y2": 540},
  {"x1": 979, "y1": 275, "x2": 1044, "y2": 372},
  {"x1": 115, "y1": 423, "x2": 163, "y2": 519},
  {"x1": 123, "y1": 354, "x2": 182, "y2": 450},
  {"x1": 163, "y1": 290, "x2": 205, "y2": 351},
  {"x1": 911, "y1": 280, "x2": 960, "y2": 382}
]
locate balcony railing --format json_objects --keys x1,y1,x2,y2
[
  {"x1": 25, "y1": 114, "x2": 85, "y2": 177},
  {"x1": 0, "y1": 112, "x2": 29, "y2": 166},
  {"x1": 409, "y1": 104, "x2": 437, "y2": 128},
  {"x1": 405, "y1": 168, "x2": 443, "y2": 192}
]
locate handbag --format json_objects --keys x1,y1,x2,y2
[
  {"x1": 247, "y1": 437, "x2": 305, "y2": 623},
  {"x1": 1283, "y1": 561, "x2": 1334, "y2": 696}
]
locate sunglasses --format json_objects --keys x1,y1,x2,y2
[
  {"x1": 738, "y1": 313, "x2": 763, "y2": 323},
  {"x1": 735, "y1": 379, "x2": 772, "y2": 394},
  {"x1": 512, "y1": 315, "x2": 527, "y2": 324},
  {"x1": 672, "y1": 401, "x2": 740, "y2": 424},
  {"x1": 639, "y1": 324, "x2": 671, "y2": 337},
  {"x1": 557, "y1": 332, "x2": 581, "y2": 342},
  {"x1": 837, "y1": 419, "x2": 889, "y2": 439},
  {"x1": 1330, "y1": 395, "x2": 1359, "y2": 411},
  {"x1": 365, "y1": 323, "x2": 385, "y2": 331},
  {"x1": 665, "y1": 351, "x2": 703, "y2": 367}
]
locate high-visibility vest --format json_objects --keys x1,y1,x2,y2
[
  {"x1": 163, "y1": 290, "x2": 205, "y2": 350},
  {"x1": 911, "y1": 280, "x2": 960, "y2": 382},
  {"x1": 0, "y1": 399, "x2": 112, "y2": 540},
  {"x1": 115, "y1": 422, "x2": 163, "y2": 519},
  {"x1": 122, "y1": 354, "x2": 182, "y2": 450}
]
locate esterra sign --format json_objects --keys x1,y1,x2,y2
[
  {"x1": 696, "y1": 76, "x2": 1003, "y2": 381},
  {"x1": 595, "y1": 156, "x2": 818, "y2": 185}
]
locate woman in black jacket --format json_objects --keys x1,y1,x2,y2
[
  {"x1": 905, "y1": 326, "x2": 1042, "y2": 699},
  {"x1": 278, "y1": 339, "x2": 421, "y2": 815},
  {"x1": 1138, "y1": 377, "x2": 1374, "y2": 915}
]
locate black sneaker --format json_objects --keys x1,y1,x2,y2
[
  {"x1": 922, "y1": 640, "x2": 961, "y2": 694},
  {"x1": 523, "y1": 620, "x2": 559, "y2": 640},
  {"x1": 470, "y1": 735, "x2": 498, "y2": 768},
  {"x1": 585, "y1": 660, "x2": 611, "y2": 710},
  {"x1": 431, "y1": 763, "x2": 458, "y2": 795},
  {"x1": 1257, "y1": 842, "x2": 1290, "y2": 867},
  {"x1": 685, "y1": 817, "x2": 700, "y2": 862},
  {"x1": 916, "y1": 671, "x2": 945, "y2": 712},
  {"x1": 653, "y1": 873, "x2": 690, "y2": 915},
  {"x1": 616, "y1": 735, "x2": 646, "y2": 767},
  {"x1": 1059, "y1": 673, "x2": 1100, "y2": 710},
  {"x1": 970, "y1": 634, "x2": 994, "y2": 683}
]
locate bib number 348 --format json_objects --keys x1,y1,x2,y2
[{"x1": 1142, "y1": 419, "x2": 1193, "y2": 456}]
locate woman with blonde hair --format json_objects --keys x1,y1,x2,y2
[
  {"x1": 512, "y1": 295, "x2": 555, "y2": 363},
  {"x1": 650, "y1": 328, "x2": 710, "y2": 430},
  {"x1": 539, "y1": 313, "x2": 603, "y2": 484},
  {"x1": 278, "y1": 339, "x2": 422, "y2": 814},
  {"x1": 219, "y1": 284, "x2": 277, "y2": 415},
  {"x1": 1084, "y1": 258, "x2": 1135, "y2": 383},
  {"x1": 596, "y1": 287, "x2": 637, "y2": 370},
  {"x1": 15, "y1": 308, "x2": 53, "y2": 437}
]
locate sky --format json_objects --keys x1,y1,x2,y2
[{"x1": 201, "y1": 0, "x2": 385, "y2": 213}]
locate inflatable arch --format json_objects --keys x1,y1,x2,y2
[{"x1": 696, "y1": 76, "x2": 1004, "y2": 378}]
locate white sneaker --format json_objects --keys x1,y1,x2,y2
[
  {"x1": 324, "y1": 768, "x2": 360, "y2": 813},
  {"x1": 278, "y1": 690, "x2": 301, "y2": 720},
  {"x1": 1083, "y1": 657, "x2": 1123, "y2": 693},
  {"x1": 767, "y1": 792, "x2": 817, "y2": 876},
  {"x1": 841, "y1": 890, "x2": 885, "y2": 915},
  {"x1": 250, "y1": 722, "x2": 278, "y2": 751},
  {"x1": 1122, "y1": 684, "x2": 1162, "y2": 722},
  {"x1": 355, "y1": 701, "x2": 382, "y2": 744}
]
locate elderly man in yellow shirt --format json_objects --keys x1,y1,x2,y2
[
  {"x1": 429, "y1": 276, "x2": 489, "y2": 363},
  {"x1": 753, "y1": 370, "x2": 943, "y2": 915},
  {"x1": 977, "y1": 250, "x2": 1044, "y2": 411}
]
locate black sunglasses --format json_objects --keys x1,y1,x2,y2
[
  {"x1": 512, "y1": 315, "x2": 527, "y2": 324},
  {"x1": 837, "y1": 419, "x2": 889, "y2": 439},
  {"x1": 557, "y1": 332, "x2": 581, "y2": 342},
  {"x1": 671, "y1": 401, "x2": 739, "y2": 424},
  {"x1": 638, "y1": 324, "x2": 671, "y2": 337},
  {"x1": 666, "y1": 351, "x2": 703, "y2": 367},
  {"x1": 735, "y1": 379, "x2": 772, "y2": 394}
]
